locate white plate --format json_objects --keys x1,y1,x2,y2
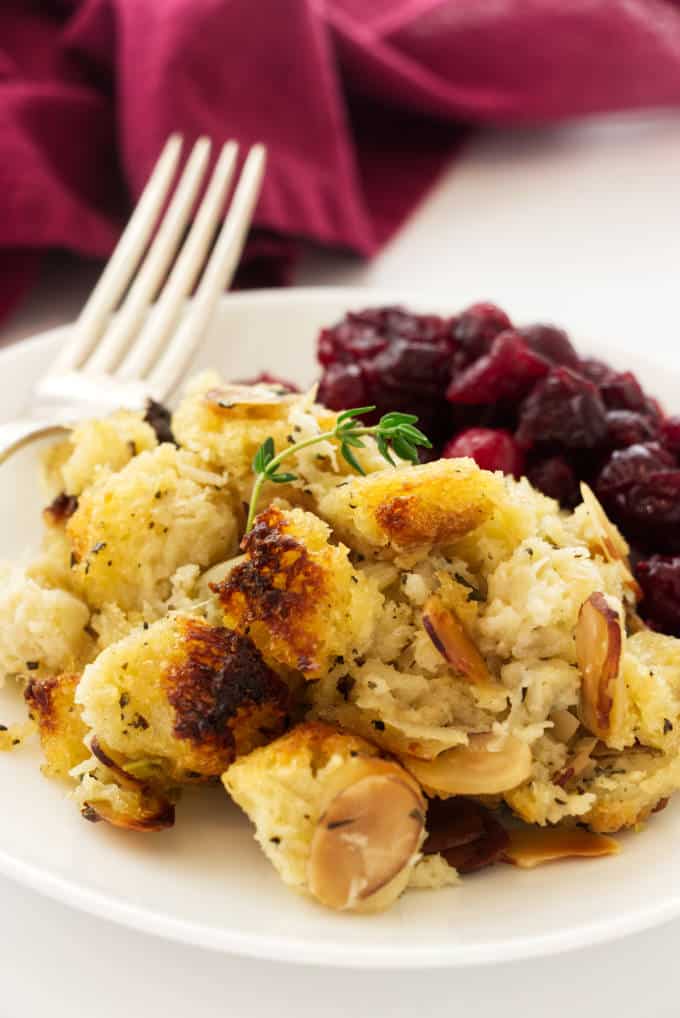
[{"x1": 1, "y1": 287, "x2": 678, "y2": 969}]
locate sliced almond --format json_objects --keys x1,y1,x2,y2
[
  {"x1": 85, "y1": 737, "x2": 175, "y2": 832},
  {"x1": 625, "y1": 605, "x2": 648, "y2": 634},
  {"x1": 422, "y1": 594, "x2": 491, "y2": 685},
  {"x1": 576, "y1": 593, "x2": 625, "y2": 741},
  {"x1": 503, "y1": 825, "x2": 619, "y2": 868},
  {"x1": 580, "y1": 484, "x2": 628, "y2": 559},
  {"x1": 308, "y1": 771, "x2": 425, "y2": 911},
  {"x1": 580, "y1": 483, "x2": 641, "y2": 598},
  {"x1": 550, "y1": 708, "x2": 580, "y2": 744},
  {"x1": 81, "y1": 797, "x2": 175, "y2": 832},
  {"x1": 401, "y1": 733, "x2": 532, "y2": 797},
  {"x1": 204, "y1": 384, "x2": 289, "y2": 418},
  {"x1": 90, "y1": 737, "x2": 145, "y2": 792}
]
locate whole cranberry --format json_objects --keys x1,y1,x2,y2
[
  {"x1": 318, "y1": 312, "x2": 389, "y2": 366},
  {"x1": 423, "y1": 797, "x2": 508, "y2": 874},
  {"x1": 317, "y1": 362, "x2": 368, "y2": 410},
  {"x1": 645, "y1": 397, "x2": 665, "y2": 425},
  {"x1": 636, "y1": 556, "x2": 680, "y2": 636},
  {"x1": 519, "y1": 324, "x2": 581, "y2": 369},
  {"x1": 596, "y1": 442, "x2": 675, "y2": 494},
  {"x1": 443, "y1": 428, "x2": 524, "y2": 477},
  {"x1": 606, "y1": 410, "x2": 658, "y2": 449},
  {"x1": 446, "y1": 330, "x2": 549, "y2": 406},
  {"x1": 452, "y1": 303, "x2": 512, "y2": 369},
  {"x1": 599, "y1": 371, "x2": 649, "y2": 414},
  {"x1": 527, "y1": 456, "x2": 580, "y2": 507},
  {"x1": 596, "y1": 444, "x2": 680, "y2": 553},
  {"x1": 580, "y1": 358, "x2": 611, "y2": 385},
  {"x1": 661, "y1": 415, "x2": 680, "y2": 456},
  {"x1": 516, "y1": 366, "x2": 608, "y2": 450}
]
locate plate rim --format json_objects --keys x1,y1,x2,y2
[
  {"x1": 2, "y1": 284, "x2": 680, "y2": 968},
  {"x1": 3, "y1": 840, "x2": 680, "y2": 969}
]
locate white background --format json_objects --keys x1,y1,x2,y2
[{"x1": 2, "y1": 111, "x2": 680, "y2": 1015}]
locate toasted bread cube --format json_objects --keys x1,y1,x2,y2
[
  {"x1": 215, "y1": 507, "x2": 382, "y2": 679},
  {"x1": 622, "y1": 630, "x2": 680, "y2": 753},
  {"x1": 77, "y1": 614, "x2": 291, "y2": 781},
  {"x1": 0, "y1": 563, "x2": 90, "y2": 681},
  {"x1": 43, "y1": 410, "x2": 157, "y2": 497},
  {"x1": 508, "y1": 744, "x2": 680, "y2": 835},
  {"x1": 224, "y1": 721, "x2": 426, "y2": 912},
  {"x1": 66, "y1": 445, "x2": 239, "y2": 612},
  {"x1": 318, "y1": 459, "x2": 503, "y2": 560},
  {"x1": 24, "y1": 672, "x2": 89, "y2": 778},
  {"x1": 580, "y1": 748, "x2": 680, "y2": 832}
]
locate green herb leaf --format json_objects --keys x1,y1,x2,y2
[
  {"x1": 252, "y1": 436, "x2": 275, "y2": 474},
  {"x1": 391, "y1": 435, "x2": 419, "y2": 463},
  {"x1": 269, "y1": 472, "x2": 297, "y2": 484},
  {"x1": 340, "y1": 433, "x2": 366, "y2": 449},
  {"x1": 376, "y1": 433, "x2": 395, "y2": 466},
  {"x1": 340, "y1": 442, "x2": 366, "y2": 475},
  {"x1": 337, "y1": 406, "x2": 376, "y2": 425},
  {"x1": 379, "y1": 411, "x2": 419, "y2": 429},
  {"x1": 399, "y1": 424, "x2": 432, "y2": 447}
]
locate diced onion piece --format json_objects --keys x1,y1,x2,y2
[
  {"x1": 550, "y1": 709, "x2": 580, "y2": 743},
  {"x1": 576, "y1": 593, "x2": 625, "y2": 741},
  {"x1": 401, "y1": 733, "x2": 532, "y2": 796},
  {"x1": 554, "y1": 736, "x2": 598, "y2": 787},
  {"x1": 422, "y1": 594, "x2": 491, "y2": 685},
  {"x1": 503, "y1": 825, "x2": 619, "y2": 868}
]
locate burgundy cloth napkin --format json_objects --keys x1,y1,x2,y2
[{"x1": 4, "y1": 0, "x2": 680, "y2": 324}]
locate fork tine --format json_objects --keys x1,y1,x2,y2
[
  {"x1": 118, "y1": 140, "x2": 239, "y2": 382},
  {"x1": 146, "y1": 143, "x2": 266, "y2": 399},
  {"x1": 84, "y1": 137, "x2": 212, "y2": 376},
  {"x1": 50, "y1": 134, "x2": 183, "y2": 374}
]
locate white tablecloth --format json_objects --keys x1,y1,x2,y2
[{"x1": 3, "y1": 112, "x2": 680, "y2": 1016}]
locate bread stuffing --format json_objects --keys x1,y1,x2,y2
[{"x1": 2, "y1": 371, "x2": 679, "y2": 914}]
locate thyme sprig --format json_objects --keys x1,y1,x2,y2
[{"x1": 245, "y1": 406, "x2": 431, "y2": 532}]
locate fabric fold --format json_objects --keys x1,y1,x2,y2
[{"x1": 2, "y1": 0, "x2": 680, "y2": 323}]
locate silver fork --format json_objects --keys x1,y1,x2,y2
[{"x1": 0, "y1": 134, "x2": 266, "y2": 463}]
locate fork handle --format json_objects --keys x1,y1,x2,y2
[{"x1": 0, "y1": 418, "x2": 72, "y2": 466}]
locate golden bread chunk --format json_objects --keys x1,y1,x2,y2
[
  {"x1": 0, "y1": 563, "x2": 90, "y2": 680},
  {"x1": 317, "y1": 458, "x2": 503, "y2": 561},
  {"x1": 43, "y1": 410, "x2": 157, "y2": 497},
  {"x1": 24, "y1": 672, "x2": 89, "y2": 778},
  {"x1": 77, "y1": 614, "x2": 291, "y2": 782},
  {"x1": 224, "y1": 721, "x2": 426, "y2": 912},
  {"x1": 216, "y1": 506, "x2": 381, "y2": 679},
  {"x1": 66, "y1": 445, "x2": 239, "y2": 612}
]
